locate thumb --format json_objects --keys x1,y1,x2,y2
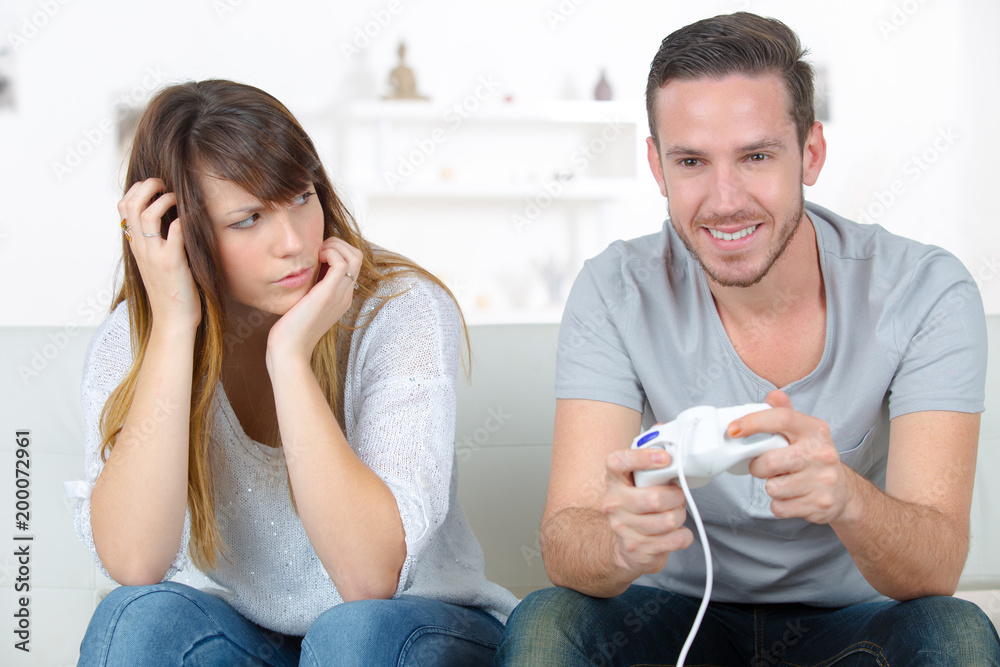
[
  {"x1": 165, "y1": 219, "x2": 185, "y2": 250},
  {"x1": 766, "y1": 389, "x2": 793, "y2": 410}
]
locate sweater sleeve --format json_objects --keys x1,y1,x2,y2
[
  {"x1": 71, "y1": 303, "x2": 191, "y2": 582},
  {"x1": 348, "y1": 277, "x2": 461, "y2": 596}
]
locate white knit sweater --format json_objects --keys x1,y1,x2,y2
[{"x1": 73, "y1": 274, "x2": 518, "y2": 635}]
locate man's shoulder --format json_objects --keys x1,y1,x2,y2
[
  {"x1": 810, "y1": 202, "x2": 950, "y2": 260},
  {"x1": 808, "y1": 201, "x2": 971, "y2": 284}
]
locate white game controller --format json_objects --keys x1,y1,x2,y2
[{"x1": 631, "y1": 404, "x2": 788, "y2": 488}]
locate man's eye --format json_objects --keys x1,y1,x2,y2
[
  {"x1": 749, "y1": 153, "x2": 768, "y2": 161},
  {"x1": 681, "y1": 158, "x2": 701, "y2": 167}
]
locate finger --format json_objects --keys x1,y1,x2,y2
[
  {"x1": 727, "y1": 391, "x2": 793, "y2": 438},
  {"x1": 762, "y1": 468, "x2": 806, "y2": 500},
  {"x1": 769, "y1": 495, "x2": 833, "y2": 522},
  {"x1": 120, "y1": 179, "x2": 168, "y2": 231},
  {"x1": 322, "y1": 237, "x2": 363, "y2": 260},
  {"x1": 122, "y1": 178, "x2": 166, "y2": 210},
  {"x1": 769, "y1": 498, "x2": 798, "y2": 520},
  {"x1": 164, "y1": 218, "x2": 186, "y2": 253},
  {"x1": 322, "y1": 236, "x2": 359, "y2": 251},
  {"x1": 610, "y1": 505, "x2": 688, "y2": 538},
  {"x1": 139, "y1": 192, "x2": 178, "y2": 239},
  {"x1": 323, "y1": 239, "x2": 363, "y2": 276},
  {"x1": 748, "y1": 439, "x2": 812, "y2": 478},
  {"x1": 615, "y1": 524, "x2": 694, "y2": 566},
  {"x1": 319, "y1": 246, "x2": 350, "y2": 280},
  {"x1": 117, "y1": 181, "x2": 146, "y2": 219},
  {"x1": 612, "y1": 523, "x2": 669, "y2": 569},
  {"x1": 603, "y1": 483, "x2": 685, "y2": 516},
  {"x1": 729, "y1": 405, "x2": 813, "y2": 444},
  {"x1": 319, "y1": 238, "x2": 353, "y2": 261},
  {"x1": 159, "y1": 219, "x2": 195, "y2": 279},
  {"x1": 606, "y1": 448, "x2": 671, "y2": 480},
  {"x1": 766, "y1": 389, "x2": 793, "y2": 409},
  {"x1": 118, "y1": 178, "x2": 163, "y2": 214}
]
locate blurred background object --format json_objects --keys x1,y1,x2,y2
[{"x1": 1, "y1": 0, "x2": 997, "y2": 325}]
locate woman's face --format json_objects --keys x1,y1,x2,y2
[{"x1": 200, "y1": 175, "x2": 325, "y2": 316}]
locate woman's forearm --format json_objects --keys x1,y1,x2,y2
[
  {"x1": 269, "y1": 355, "x2": 406, "y2": 601},
  {"x1": 90, "y1": 321, "x2": 196, "y2": 585}
]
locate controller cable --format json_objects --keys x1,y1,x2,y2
[{"x1": 674, "y1": 418, "x2": 713, "y2": 667}]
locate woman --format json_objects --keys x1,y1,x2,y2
[{"x1": 73, "y1": 79, "x2": 517, "y2": 665}]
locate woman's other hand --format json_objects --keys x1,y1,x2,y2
[
  {"x1": 265, "y1": 237, "x2": 362, "y2": 367},
  {"x1": 118, "y1": 178, "x2": 201, "y2": 331}
]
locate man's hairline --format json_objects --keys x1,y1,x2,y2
[{"x1": 648, "y1": 70, "x2": 801, "y2": 153}]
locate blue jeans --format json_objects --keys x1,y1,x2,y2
[
  {"x1": 495, "y1": 585, "x2": 1000, "y2": 666},
  {"x1": 79, "y1": 581, "x2": 504, "y2": 666}
]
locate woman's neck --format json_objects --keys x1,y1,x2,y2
[{"x1": 223, "y1": 299, "x2": 278, "y2": 356}]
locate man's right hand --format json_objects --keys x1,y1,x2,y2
[
  {"x1": 542, "y1": 399, "x2": 693, "y2": 596},
  {"x1": 602, "y1": 447, "x2": 694, "y2": 577}
]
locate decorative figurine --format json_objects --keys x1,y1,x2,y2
[
  {"x1": 385, "y1": 42, "x2": 428, "y2": 100},
  {"x1": 594, "y1": 69, "x2": 612, "y2": 101}
]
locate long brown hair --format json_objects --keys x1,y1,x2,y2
[{"x1": 101, "y1": 79, "x2": 465, "y2": 571}]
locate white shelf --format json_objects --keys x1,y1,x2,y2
[
  {"x1": 339, "y1": 99, "x2": 645, "y2": 125},
  {"x1": 324, "y1": 98, "x2": 651, "y2": 324},
  {"x1": 360, "y1": 178, "x2": 640, "y2": 201}
]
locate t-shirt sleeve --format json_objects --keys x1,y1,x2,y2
[
  {"x1": 72, "y1": 303, "x2": 191, "y2": 582},
  {"x1": 887, "y1": 250, "x2": 987, "y2": 418},
  {"x1": 554, "y1": 253, "x2": 645, "y2": 413},
  {"x1": 349, "y1": 278, "x2": 461, "y2": 596}
]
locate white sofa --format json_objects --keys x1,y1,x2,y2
[{"x1": 1, "y1": 320, "x2": 998, "y2": 665}]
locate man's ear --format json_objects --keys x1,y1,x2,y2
[
  {"x1": 802, "y1": 121, "x2": 827, "y2": 187},
  {"x1": 647, "y1": 136, "x2": 668, "y2": 198}
]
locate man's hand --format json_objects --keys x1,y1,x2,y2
[
  {"x1": 601, "y1": 446, "x2": 695, "y2": 577},
  {"x1": 738, "y1": 390, "x2": 859, "y2": 524}
]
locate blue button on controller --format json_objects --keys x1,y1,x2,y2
[{"x1": 636, "y1": 430, "x2": 660, "y2": 447}]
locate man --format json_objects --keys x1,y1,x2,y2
[{"x1": 496, "y1": 12, "x2": 1000, "y2": 666}]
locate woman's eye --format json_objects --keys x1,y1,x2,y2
[
  {"x1": 231, "y1": 213, "x2": 260, "y2": 229},
  {"x1": 293, "y1": 191, "x2": 316, "y2": 207}
]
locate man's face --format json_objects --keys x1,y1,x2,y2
[{"x1": 647, "y1": 73, "x2": 824, "y2": 288}]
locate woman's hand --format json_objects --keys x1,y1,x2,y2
[
  {"x1": 118, "y1": 179, "x2": 201, "y2": 331},
  {"x1": 265, "y1": 237, "x2": 363, "y2": 368}
]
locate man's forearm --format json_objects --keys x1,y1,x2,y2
[
  {"x1": 832, "y1": 466, "x2": 968, "y2": 600},
  {"x1": 541, "y1": 507, "x2": 637, "y2": 598}
]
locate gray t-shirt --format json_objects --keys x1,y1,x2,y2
[{"x1": 555, "y1": 201, "x2": 987, "y2": 607}]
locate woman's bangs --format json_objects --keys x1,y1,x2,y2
[{"x1": 192, "y1": 117, "x2": 318, "y2": 207}]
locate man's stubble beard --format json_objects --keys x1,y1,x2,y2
[{"x1": 668, "y1": 190, "x2": 805, "y2": 289}]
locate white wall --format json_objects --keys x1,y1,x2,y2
[{"x1": 1, "y1": 0, "x2": 997, "y2": 327}]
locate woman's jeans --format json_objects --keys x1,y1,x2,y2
[
  {"x1": 495, "y1": 585, "x2": 1000, "y2": 666},
  {"x1": 78, "y1": 581, "x2": 504, "y2": 666}
]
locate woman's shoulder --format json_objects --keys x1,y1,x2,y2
[
  {"x1": 361, "y1": 269, "x2": 460, "y2": 335},
  {"x1": 82, "y1": 301, "x2": 134, "y2": 393},
  {"x1": 85, "y1": 302, "x2": 133, "y2": 365},
  {"x1": 348, "y1": 269, "x2": 462, "y2": 377}
]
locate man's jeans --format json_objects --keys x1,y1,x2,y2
[
  {"x1": 495, "y1": 585, "x2": 1000, "y2": 666},
  {"x1": 79, "y1": 581, "x2": 505, "y2": 665}
]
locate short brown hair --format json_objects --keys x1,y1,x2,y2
[{"x1": 645, "y1": 12, "x2": 814, "y2": 150}]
